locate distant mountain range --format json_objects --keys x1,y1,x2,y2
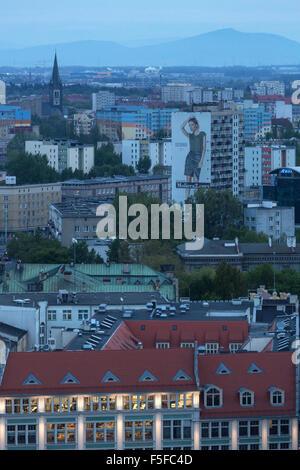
[{"x1": 1, "y1": 29, "x2": 300, "y2": 68}]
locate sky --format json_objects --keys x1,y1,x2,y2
[{"x1": 1, "y1": 0, "x2": 300, "y2": 49}]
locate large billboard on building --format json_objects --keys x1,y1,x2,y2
[{"x1": 171, "y1": 112, "x2": 211, "y2": 202}]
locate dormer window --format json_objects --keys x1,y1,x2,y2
[
  {"x1": 204, "y1": 386, "x2": 222, "y2": 408},
  {"x1": 239, "y1": 388, "x2": 254, "y2": 407},
  {"x1": 156, "y1": 342, "x2": 170, "y2": 349},
  {"x1": 269, "y1": 388, "x2": 285, "y2": 406}
]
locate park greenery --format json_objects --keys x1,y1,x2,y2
[{"x1": 7, "y1": 232, "x2": 103, "y2": 264}]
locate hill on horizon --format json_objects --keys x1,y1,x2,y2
[{"x1": 1, "y1": 29, "x2": 300, "y2": 68}]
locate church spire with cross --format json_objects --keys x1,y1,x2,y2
[{"x1": 49, "y1": 52, "x2": 63, "y2": 113}]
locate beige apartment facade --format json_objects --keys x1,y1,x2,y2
[{"x1": 0, "y1": 183, "x2": 62, "y2": 241}]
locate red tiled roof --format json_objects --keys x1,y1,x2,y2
[
  {"x1": 0, "y1": 349, "x2": 196, "y2": 396},
  {"x1": 102, "y1": 322, "x2": 140, "y2": 351},
  {"x1": 110, "y1": 321, "x2": 249, "y2": 350},
  {"x1": 198, "y1": 351, "x2": 295, "y2": 418}
]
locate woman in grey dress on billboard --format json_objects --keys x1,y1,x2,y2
[{"x1": 181, "y1": 117, "x2": 206, "y2": 199}]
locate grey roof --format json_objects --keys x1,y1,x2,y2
[
  {"x1": 178, "y1": 238, "x2": 300, "y2": 256},
  {"x1": 0, "y1": 291, "x2": 169, "y2": 308},
  {"x1": 50, "y1": 198, "x2": 113, "y2": 217},
  {"x1": 0, "y1": 322, "x2": 27, "y2": 340},
  {"x1": 61, "y1": 174, "x2": 170, "y2": 186}
]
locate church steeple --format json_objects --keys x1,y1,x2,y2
[{"x1": 49, "y1": 53, "x2": 63, "y2": 112}]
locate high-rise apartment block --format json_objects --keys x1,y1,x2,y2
[
  {"x1": 25, "y1": 139, "x2": 94, "y2": 174},
  {"x1": 193, "y1": 106, "x2": 245, "y2": 196},
  {"x1": 92, "y1": 91, "x2": 116, "y2": 111},
  {"x1": 251, "y1": 81, "x2": 285, "y2": 96},
  {"x1": 244, "y1": 107, "x2": 272, "y2": 141},
  {"x1": 96, "y1": 106, "x2": 177, "y2": 141},
  {"x1": 245, "y1": 145, "x2": 296, "y2": 186},
  {"x1": 122, "y1": 139, "x2": 172, "y2": 171},
  {"x1": 0, "y1": 81, "x2": 6, "y2": 105}
]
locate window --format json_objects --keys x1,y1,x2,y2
[
  {"x1": 201, "y1": 421, "x2": 229, "y2": 439},
  {"x1": 63, "y1": 313, "x2": 72, "y2": 321},
  {"x1": 125, "y1": 420, "x2": 153, "y2": 442},
  {"x1": 7, "y1": 424, "x2": 36, "y2": 446},
  {"x1": 239, "y1": 420, "x2": 259, "y2": 437},
  {"x1": 205, "y1": 343, "x2": 219, "y2": 354},
  {"x1": 239, "y1": 444, "x2": 259, "y2": 450},
  {"x1": 161, "y1": 393, "x2": 193, "y2": 409},
  {"x1": 45, "y1": 397, "x2": 77, "y2": 413},
  {"x1": 229, "y1": 343, "x2": 242, "y2": 353},
  {"x1": 48, "y1": 311, "x2": 57, "y2": 321},
  {"x1": 123, "y1": 395, "x2": 154, "y2": 410},
  {"x1": 269, "y1": 443, "x2": 290, "y2": 450},
  {"x1": 239, "y1": 390, "x2": 254, "y2": 407},
  {"x1": 47, "y1": 423, "x2": 76, "y2": 444},
  {"x1": 180, "y1": 342, "x2": 194, "y2": 348},
  {"x1": 5, "y1": 398, "x2": 38, "y2": 414},
  {"x1": 83, "y1": 395, "x2": 116, "y2": 411},
  {"x1": 156, "y1": 342, "x2": 170, "y2": 349},
  {"x1": 204, "y1": 387, "x2": 222, "y2": 408},
  {"x1": 270, "y1": 389, "x2": 284, "y2": 406},
  {"x1": 269, "y1": 419, "x2": 289, "y2": 436},
  {"x1": 86, "y1": 421, "x2": 115, "y2": 443},
  {"x1": 163, "y1": 419, "x2": 192, "y2": 440}
]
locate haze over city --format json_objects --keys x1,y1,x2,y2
[{"x1": 1, "y1": 0, "x2": 300, "y2": 49}]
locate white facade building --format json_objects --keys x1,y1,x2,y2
[
  {"x1": 161, "y1": 84, "x2": 194, "y2": 104},
  {"x1": 252, "y1": 81, "x2": 285, "y2": 96},
  {"x1": 245, "y1": 145, "x2": 296, "y2": 187},
  {"x1": 122, "y1": 139, "x2": 172, "y2": 171},
  {"x1": 25, "y1": 140, "x2": 94, "y2": 174},
  {"x1": 244, "y1": 201, "x2": 295, "y2": 240},
  {"x1": 92, "y1": 91, "x2": 116, "y2": 111},
  {"x1": 0, "y1": 81, "x2": 6, "y2": 105}
]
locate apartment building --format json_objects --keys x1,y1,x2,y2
[
  {"x1": 0, "y1": 81, "x2": 6, "y2": 105},
  {"x1": 0, "y1": 183, "x2": 62, "y2": 240},
  {"x1": 0, "y1": 105, "x2": 31, "y2": 133},
  {"x1": 49, "y1": 199, "x2": 111, "y2": 247},
  {"x1": 244, "y1": 202, "x2": 295, "y2": 240},
  {"x1": 251, "y1": 81, "x2": 285, "y2": 97},
  {"x1": 92, "y1": 91, "x2": 116, "y2": 111},
  {"x1": 161, "y1": 84, "x2": 194, "y2": 104},
  {"x1": 96, "y1": 106, "x2": 177, "y2": 142},
  {"x1": 245, "y1": 145, "x2": 296, "y2": 186},
  {"x1": 25, "y1": 139, "x2": 94, "y2": 174},
  {"x1": 192, "y1": 105, "x2": 245, "y2": 196},
  {"x1": 244, "y1": 107, "x2": 272, "y2": 141},
  {"x1": 73, "y1": 112, "x2": 95, "y2": 136},
  {"x1": 122, "y1": 139, "x2": 172, "y2": 170}
]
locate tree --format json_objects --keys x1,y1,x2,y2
[
  {"x1": 136, "y1": 155, "x2": 151, "y2": 174},
  {"x1": 68, "y1": 241, "x2": 104, "y2": 264},
  {"x1": 214, "y1": 261, "x2": 247, "y2": 300},
  {"x1": 244, "y1": 264, "x2": 275, "y2": 292},
  {"x1": 107, "y1": 239, "x2": 132, "y2": 263},
  {"x1": 179, "y1": 267, "x2": 216, "y2": 300},
  {"x1": 6, "y1": 152, "x2": 59, "y2": 185},
  {"x1": 223, "y1": 225, "x2": 268, "y2": 243},
  {"x1": 7, "y1": 233, "x2": 70, "y2": 264},
  {"x1": 190, "y1": 188, "x2": 243, "y2": 239}
]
